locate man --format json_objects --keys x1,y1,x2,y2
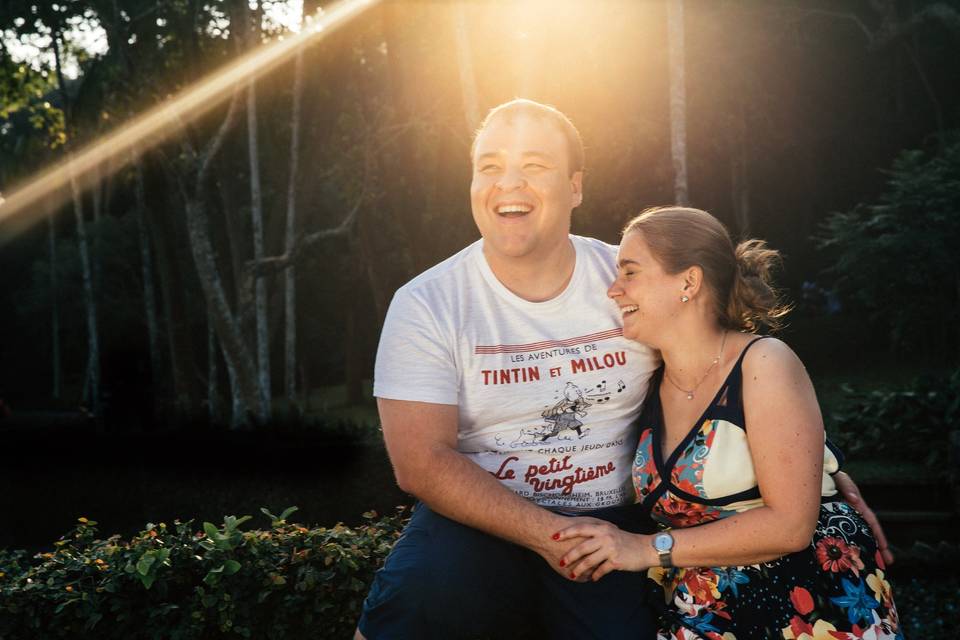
[{"x1": 356, "y1": 99, "x2": 889, "y2": 640}]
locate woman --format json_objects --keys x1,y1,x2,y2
[{"x1": 553, "y1": 207, "x2": 902, "y2": 639}]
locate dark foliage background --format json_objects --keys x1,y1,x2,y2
[{"x1": 0, "y1": 0, "x2": 958, "y2": 629}]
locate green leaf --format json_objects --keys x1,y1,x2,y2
[
  {"x1": 203, "y1": 522, "x2": 220, "y2": 540},
  {"x1": 140, "y1": 573, "x2": 156, "y2": 589},
  {"x1": 223, "y1": 559, "x2": 241, "y2": 575},
  {"x1": 136, "y1": 554, "x2": 156, "y2": 576}
]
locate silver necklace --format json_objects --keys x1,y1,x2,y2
[{"x1": 664, "y1": 331, "x2": 728, "y2": 400}]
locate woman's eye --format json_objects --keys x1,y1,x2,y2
[{"x1": 525, "y1": 163, "x2": 547, "y2": 170}]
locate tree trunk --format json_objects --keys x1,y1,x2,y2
[
  {"x1": 91, "y1": 161, "x2": 103, "y2": 303},
  {"x1": 48, "y1": 214, "x2": 61, "y2": 401},
  {"x1": 69, "y1": 167, "x2": 102, "y2": 424},
  {"x1": 52, "y1": 28, "x2": 100, "y2": 420},
  {"x1": 147, "y1": 184, "x2": 200, "y2": 424},
  {"x1": 207, "y1": 308, "x2": 224, "y2": 425},
  {"x1": 133, "y1": 157, "x2": 162, "y2": 423},
  {"x1": 667, "y1": 0, "x2": 689, "y2": 206},
  {"x1": 214, "y1": 169, "x2": 247, "y2": 308},
  {"x1": 729, "y1": 98, "x2": 750, "y2": 235},
  {"x1": 453, "y1": 3, "x2": 481, "y2": 133},
  {"x1": 344, "y1": 265, "x2": 364, "y2": 406},
  {"x1": 246, "y1": 80, "x2": 271, "y2": 422},
  {"x1": 183, "y1": 196, "x2": 263, "y2": 428},
  {"x1": 284, "y1": 48, "x2": 305, "y2": 414}
]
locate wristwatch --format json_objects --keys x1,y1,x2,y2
[{"x1": 652, "y1": 531, "x2": 674, "y2": 568}]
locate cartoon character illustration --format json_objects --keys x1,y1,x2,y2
[
  {"x1": 494, "y1": 379, "x2": 628, "y2": 448},
  {"x1": 540, "y1": 382, "x2": 590, "y2": 440}
]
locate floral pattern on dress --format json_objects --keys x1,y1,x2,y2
[
  {"x1": 633, "y1": 428, "x2": 659, "y2": 501},
  {"x1": 634, "y1": 349, "x2": 904, "y2": 640}
]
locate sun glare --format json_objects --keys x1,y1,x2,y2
[{"x1": 0, "y1": 0, "x2": 377, "y2": 241}]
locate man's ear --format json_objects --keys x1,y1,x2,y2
[{"x1": 570, "y1": 171, "x2": 583, "y2": 208}]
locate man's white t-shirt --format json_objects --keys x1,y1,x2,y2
[{"x1": 374, "y1": 235, "x2": 660, "y2": 512}]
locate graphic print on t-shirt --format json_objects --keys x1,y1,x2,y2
[
  {"x1": 494, "y1": 379, "x2": 627, "y2": 448},
  {"x1": 469, "y1": 328, "x2": 640, "y2": 510}
]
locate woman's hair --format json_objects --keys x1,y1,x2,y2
[{"x1": 622, "y1": 206, "x2": 791, "y2": 332}]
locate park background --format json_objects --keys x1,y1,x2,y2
[{"x1": 0, "y1": 0, "x2": 958, "y2": 636}]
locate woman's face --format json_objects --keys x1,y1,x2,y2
[{"x1": 607, "y1": 232, "x2": 686, "y2": 344}]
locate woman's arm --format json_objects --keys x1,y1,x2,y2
[{"x1": 556, "y1": 338, "x2": 825, "y2": 580}]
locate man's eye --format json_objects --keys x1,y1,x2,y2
[
  {"x1": 525, "y1": 163, "x2": 547, "y2": 170},
  {"x1": 479, "y1": 165, "x2": 500, "y2": 173}
]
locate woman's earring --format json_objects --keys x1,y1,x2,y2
[{"x1": 680, "y1": 295, "x2": 690, "y2": 303}]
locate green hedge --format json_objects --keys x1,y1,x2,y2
[
  {"x1": 0, "y1": 507, "x2": 408, "y2": 640},
  {"x1": 825, "y1": 368, "x2": 960, "y2": 472},
  {"x1": 1, "y1": 509, "x2": 955, "y2": 637}
]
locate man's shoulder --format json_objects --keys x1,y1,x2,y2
[
  {"x1": 571, "y1": 234, "x2": 618, "y2": 262},
  {"x1": 398, "y1": 239, "x2": 482, "y2": 295}
]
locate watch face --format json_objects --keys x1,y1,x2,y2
[{"x1": 654, "y1": 532, "x2": 673, "y2": 552}]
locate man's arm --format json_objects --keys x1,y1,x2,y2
[
  {"x1": 378, "y1": 397, "x2": 581, "y2": 577},
  {"x1": 833, "y1": 470, "x2": 895, "y2": 565}
]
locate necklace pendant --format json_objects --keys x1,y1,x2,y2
[{"x1": 686, "y1": 392, "x2": 694, "y2": 400}]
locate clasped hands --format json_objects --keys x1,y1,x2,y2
[{"x1": 548, "y1": 516, "x2": 652, "y2": 582}]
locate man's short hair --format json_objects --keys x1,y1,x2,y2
[{"x1": 471, "y1": 98, "x2": 585, "y2": 175}]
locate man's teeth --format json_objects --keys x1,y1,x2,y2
[
  {"x1": 621, "y1": 305, "x2": 639, "y2": 315},
  {"x1": 496, "y1": 204, "x2": 533, "y2": 214}
]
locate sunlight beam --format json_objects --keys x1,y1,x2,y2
[{"x1": 0, "y1": 0, "x2": 379, "y2": 241}]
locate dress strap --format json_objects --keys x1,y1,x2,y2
[
  {"x1": 732, "y1": 335, "x2": 771, "y2": 370},
  {"x1": 711, "y1": 335, "x2": 772, "y2": 427}
]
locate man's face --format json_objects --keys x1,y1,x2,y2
[{"x1": 470, "y1": 115, "x2": 583, "y2": 264}]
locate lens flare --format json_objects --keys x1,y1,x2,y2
[{"x1": 0, "y1": 0, "x2": 379, "y2": 242}]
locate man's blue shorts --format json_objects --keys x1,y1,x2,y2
[{"x1": 357, "y1": 503, "x2": 660, "y2": 639}]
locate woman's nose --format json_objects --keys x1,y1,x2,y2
[{"x1": 607, "y1": 280, "x2": 622, "y2": 299}]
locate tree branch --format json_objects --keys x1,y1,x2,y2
[
  {"x1": 870, "y1": 3, "x2": 960, "y2": 50},
  {"x1": 795, "y1": 9, "x2": 874, "y2": 43},
  {"x1": 197, "y1": 93, "x2": 241, "y2": 183},
  {"x1": 243, "y1": 184, "x2": 366, "y2": 280}
]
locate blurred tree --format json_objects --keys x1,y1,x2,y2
[
  {"x1": 0, "y1": 32, "x2": 66, "y2": 401},
  {"x1": 283, "y1": 4, "x2": 306, "y2": 415},
  {"x1": 236, "y1": 0, "x2": 271, "y2": 422},
  {"x1": 667, "y1": 0, "x2": 689, "y2": 206},
  {"x1": 819, "y1": 133, "x2": 960, "y2": 357}
]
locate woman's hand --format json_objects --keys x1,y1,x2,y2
[{"x1": 553, "y1": 518, "x2": 652, "y2": 581}]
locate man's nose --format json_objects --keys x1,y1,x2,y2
[{"x1": 496, "y1": 166, "x2": 526, "y2": 190}]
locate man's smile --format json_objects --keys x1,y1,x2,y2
[{"x1": 494, "y1": 201, "x2": 535, "y2": 218}]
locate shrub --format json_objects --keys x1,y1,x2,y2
[
  {"x1": 825, "y1": 369, "x2": 960, "y2": 472},
  {"x1": 0, "y1": 507, "x2": 408, "y2": 640},
  {"x1": 817, "y1": 132, "x2": 960, "y2": 355}
]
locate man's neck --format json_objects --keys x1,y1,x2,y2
[{"x1": 484, "y1": 238, "x2": 577, "y2": 303}]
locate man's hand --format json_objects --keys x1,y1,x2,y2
[
  {"x1": 551, "y1": 517, "x2": 650, "y2": 582},
  {"x1": 834, "y1": 471, "x2": 895, "y2": 566},
  {"x1": 532, "y1": 514, "x2": 593, "y2": 582}
]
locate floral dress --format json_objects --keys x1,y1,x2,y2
[{"x1": 633, "y1": 337, "x2": 903, "y2": 640}]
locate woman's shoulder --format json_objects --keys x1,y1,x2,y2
[
  {"x1": 738, "y1": 335, "x2": 808, "y2": 385},
  {"x1": 741, "y1": 334, "x2": 803, "y2": 374}
]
